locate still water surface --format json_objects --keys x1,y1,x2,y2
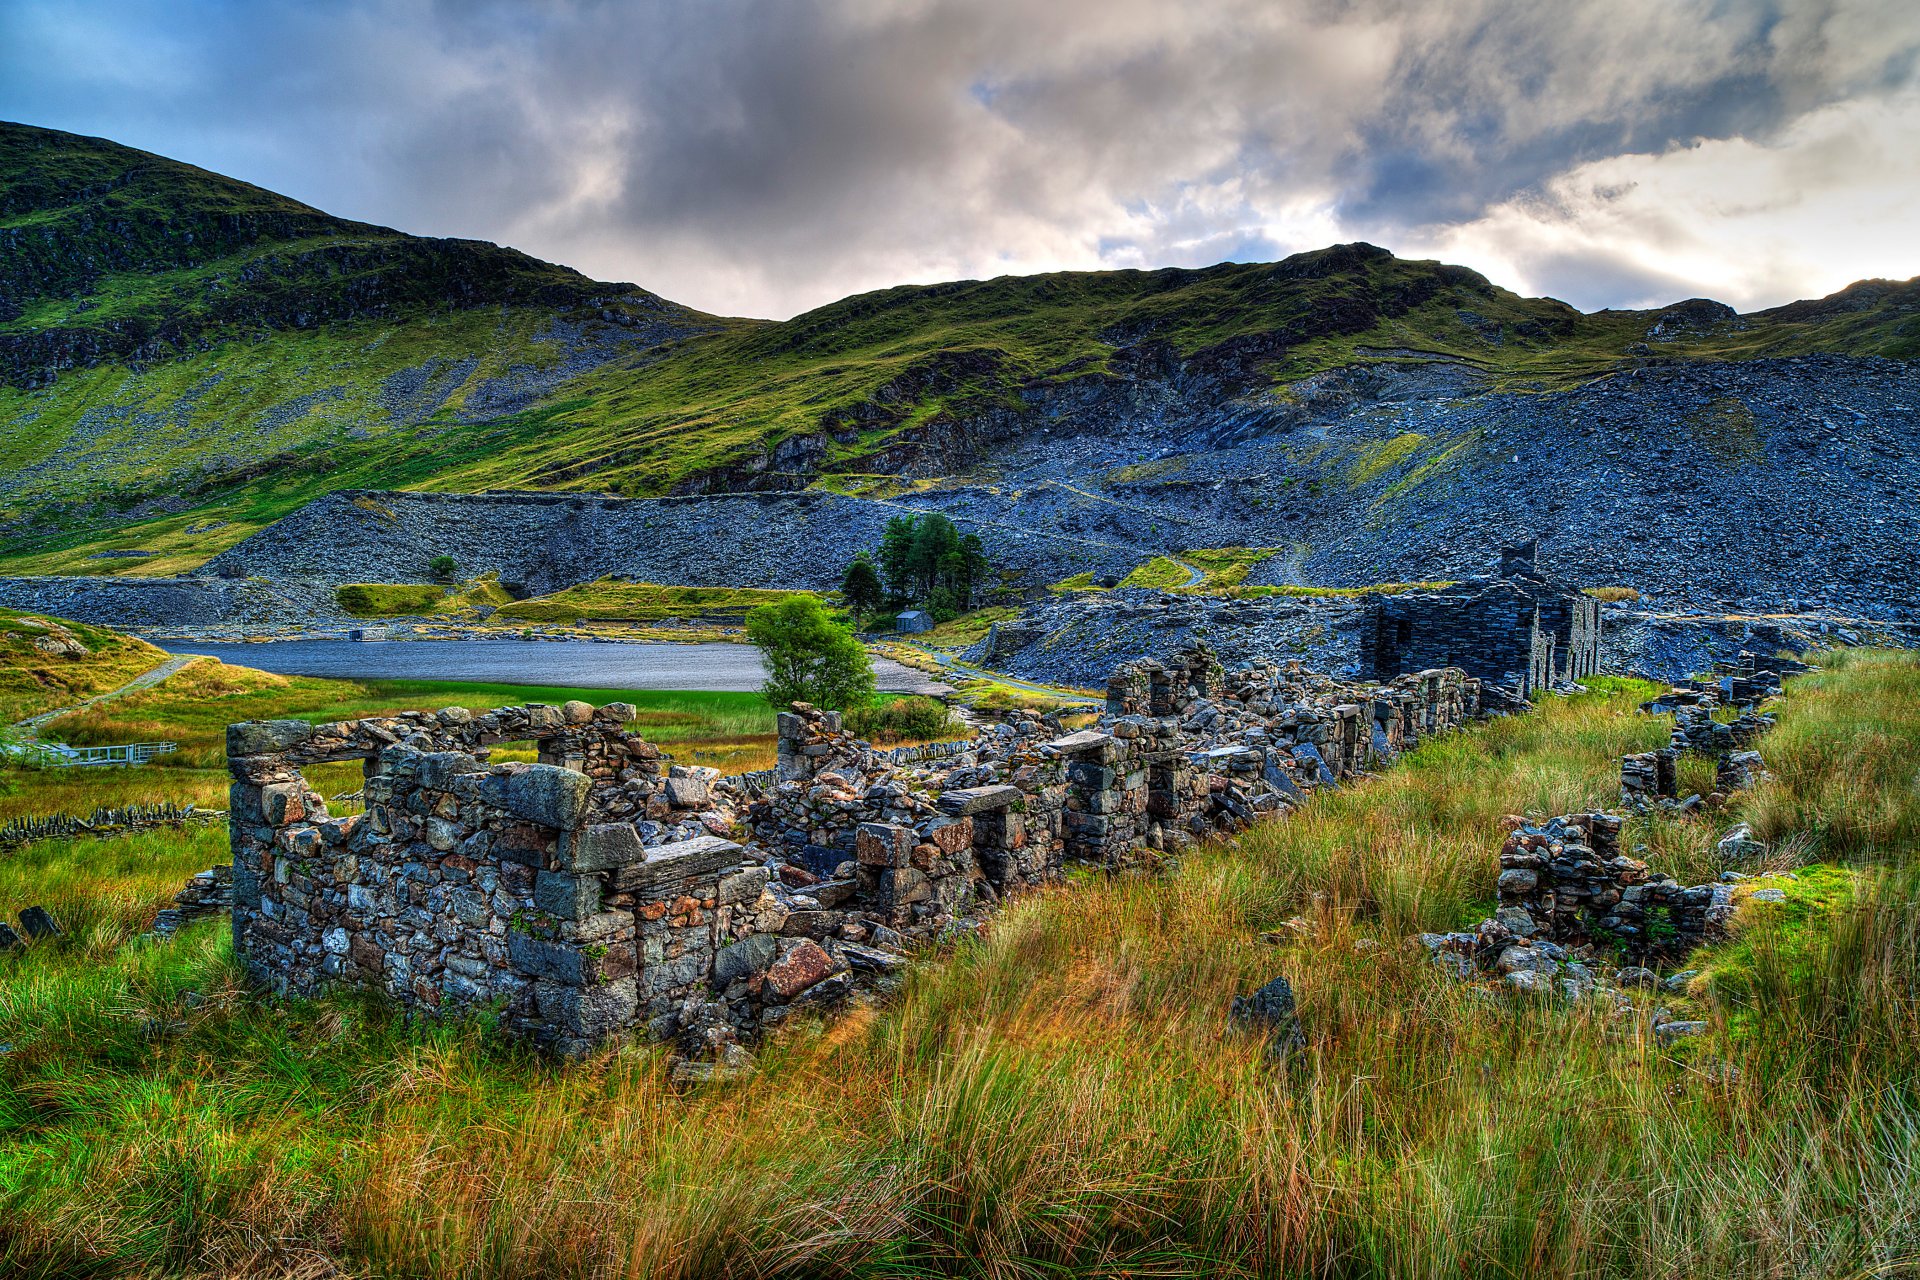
[{"x1": 158, "y1": 638, "x2": 947, "y2": 694}]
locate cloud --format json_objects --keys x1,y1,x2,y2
[
  {"x1": 1414, "y1": 87, "x2": 1920, "y2": 310},
  {"x1": 1, "y1": 0, "x2": 1916, "y2": 317}
]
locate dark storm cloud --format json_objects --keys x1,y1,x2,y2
[{"x1": 2, "y1": 0, "x2": 1917, "y2": 316}]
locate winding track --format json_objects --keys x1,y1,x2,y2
[
  {"x1": 13, "y1": 655, "x2": 201, "y2": 737},
  {"x1": 892, "y1": 642, "x2": 1101, "y2": 705}
]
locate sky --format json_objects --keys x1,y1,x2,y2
[{"x1": 3, "y1": 0, "x2": 1918, "y2": 320}]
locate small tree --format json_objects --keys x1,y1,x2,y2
[
  {"x1": 747, "y1": 597, "x2": 875, "y2": 710},
  {"x1": 428, "y1": 554, "x2": 458, "y2": 580},
  {"x1": 841, "y1": 553, "x2": 884, "y2": 628}
]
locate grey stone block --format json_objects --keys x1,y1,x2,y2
[
  {"x1": 227, "y1": 719, "x2": 316, "y2": 758},
  {"x1": 608, "y1": 836, "x2": 743, "y2": 893},
  {"x1": 713, "y1": 933, "x2": 777, "y2": 984},
  {"x1": 536, "y1": 976, "x2": 638, "y2": 1039},
  {"x1": 534, "y1": 870, "x2": 601, "y2": 920},
  {"x1": 937, "y1": 785, "x2": 1022, "y2": 816},
  {"x1": 481, "y1": 764, "x2": 593, "y2": 830},
  {"x1": 560, "y1": 822, "x2": 646, "y2": 873},
  {"x1": 415, "y1": 751, "x2": 480, "y2": 790},
  {"x1": 717, "y1": 865, "x2": 770, "y2": 906},
  {"x1": 664, "y1": 775, "x2": 710, "y2": 807},
  {"x1": 507, "y1": 930, "x2": 587, "y2": 985}
]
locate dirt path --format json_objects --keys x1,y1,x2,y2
[{"x1": 13, "y1": 655, "x2": 201, "y2": 738}]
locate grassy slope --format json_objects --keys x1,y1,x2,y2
[
  {"x1": 0, "y1": 607, "x2": 169, "y2": 723},
  {"x1": 6, "y1": 128, "x2": 1919, "y2": 579},
  {"x1": 0, "y1": 122, "x2": 716, "y2": 567},
  {"x1": 2, "y1": 653, "x2": 1916, "y2": 1275}
]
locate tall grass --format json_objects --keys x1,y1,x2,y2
[{"x1": 1, "y1": 654, "x2": 1918, "y2": 1276}]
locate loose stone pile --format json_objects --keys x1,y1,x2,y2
[
  {"x1": 1621, "y1": 653, "x2": 1786, "y2": 811},
  {"x1": 1428, "y1": 655, "x2": 1789, "y2": 1002},
  {"x1": 230, "y1": 645, "x2": 1482, "y2": 1055},
  {"x1": 148, "y1": 865, "x2": 231, "y2": 937}
]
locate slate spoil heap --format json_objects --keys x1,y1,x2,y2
[{"x1": 228, "y1": 646, "x2": 1478, "y2": 1057}]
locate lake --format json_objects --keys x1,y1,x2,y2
[{"x1": 158, "y1": 637, "x2": 953, "y2": 695}]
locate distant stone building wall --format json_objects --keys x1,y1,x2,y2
[{"x1": 1360, "y1": 542, "x2": 1601, "y2": 695}]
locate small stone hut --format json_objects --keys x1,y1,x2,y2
[{"x1": 1359, "y1": 542, "x2": 1601, "y2": 696}]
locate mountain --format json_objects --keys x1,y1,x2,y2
[{"x1": 1, "y1": 121, "x2": 1918, "y2": 594}]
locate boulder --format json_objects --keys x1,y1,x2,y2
[
  {"x1": 18, "y1": 906, "x2": 60, "y2": 940},
  {"x1": 1229, "y1": 972, "x2": 1306, "y2": 1058}
]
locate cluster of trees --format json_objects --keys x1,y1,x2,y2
[
  {"x1": 749, "y1": 513, "x2": 993, "y2": 712},
  {"x1": 840, "y1": 513, "x2": 990, "y2": 627}
]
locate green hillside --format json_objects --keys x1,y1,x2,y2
[{"x1": 2, "y1": 121, "x2": 1917, "y2": 575}]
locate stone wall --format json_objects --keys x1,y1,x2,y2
[
  {"x1": 1360, "y1": 544, "x2": 1602, "y2": 696},
  {"x1": 231, "y1": 647, "x2": 1484, "y2": 1054},
  {"x1": 1491, "y1": 813, "x2": 1735, "y2": 960}
]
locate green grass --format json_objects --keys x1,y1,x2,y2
[
  {"x1": 334, "y1": 576, "x2": 516, "y2": 619},
  {"x1": 1344, "y1": 431, "x2": 1427, "y2": 485},
  {"x1": 3, "y1": 654, "x2": 1920, "y2": 1273},
  {"x1": 493, "y1": 579, "x2": 822, "y2": 624},
  {"x1": 2, "y1": 663, "x2": 782, "y2": 820},
  {"x1": 1116, "y1": 556, "x2": 1194, "y2": 590},
  {"x1": 907, "y1": 605, "x2": 1020, "y2": 649}
]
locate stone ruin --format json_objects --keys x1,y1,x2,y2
[
  {"x1": 1424, "y1": 649, "x2": 1792, "y2": 999},
  {"x1": 229, "y1": 647, "x2": 1481, "y2": 1055},
  {"x1": 1621, "y1": 651, "x2": 1789, "y2": 810},
  {"x1": 1423, "y1": 811, "x2": 1739, "y2": 998},
  {"x1": 1360, "y1": 540, "x2": 1601, "y2": 698}
]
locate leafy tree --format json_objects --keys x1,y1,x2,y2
[
  {"x1": 840, "y1": 553, "x2": 884, "y2": 628},
  {"x1": 879, "y1": 516, "x2": 918, "y2": 600},
  {"x1": 746, "y1": 597, "x2": 875, "y2": 710},
  {"x1": 428, "y1": 554, "x2": 458, "y2": 580},
  {"x1": 908, "y1": 513, "x2": 961, "y2": 598}
]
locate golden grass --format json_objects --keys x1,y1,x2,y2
[
  {"x1": 1, "y1": 655, "x2": 1918, "y2": 1275},
  {"x1": 0, "y1": 610, "x2": 171, "y2": 724}
]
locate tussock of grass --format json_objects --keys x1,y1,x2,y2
[
  {"x1": 1584, "y1": 585, "x2": 1643, "y2": 603},
  {"x1": 2, "y1": 654, "x2": 1919, "y2": 1275},
  {"x1": 1117, "y1": 556, "x2": 1194, "y2": 590}
]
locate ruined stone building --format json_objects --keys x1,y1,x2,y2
[
  {"x1": 1359, "y1": 542, "x2": 1601, "y2": 696},
  {"x1": 228, "y1": 649, "x2": 1480, "y2": 1055}
]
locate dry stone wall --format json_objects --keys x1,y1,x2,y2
[{"x1": 231, "y1": 645, "x2": 1482, "y2": 1053}]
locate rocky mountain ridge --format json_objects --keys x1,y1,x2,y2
[{"x1": 3, "y1": 121, "x2": 1919, "y2": 640}]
